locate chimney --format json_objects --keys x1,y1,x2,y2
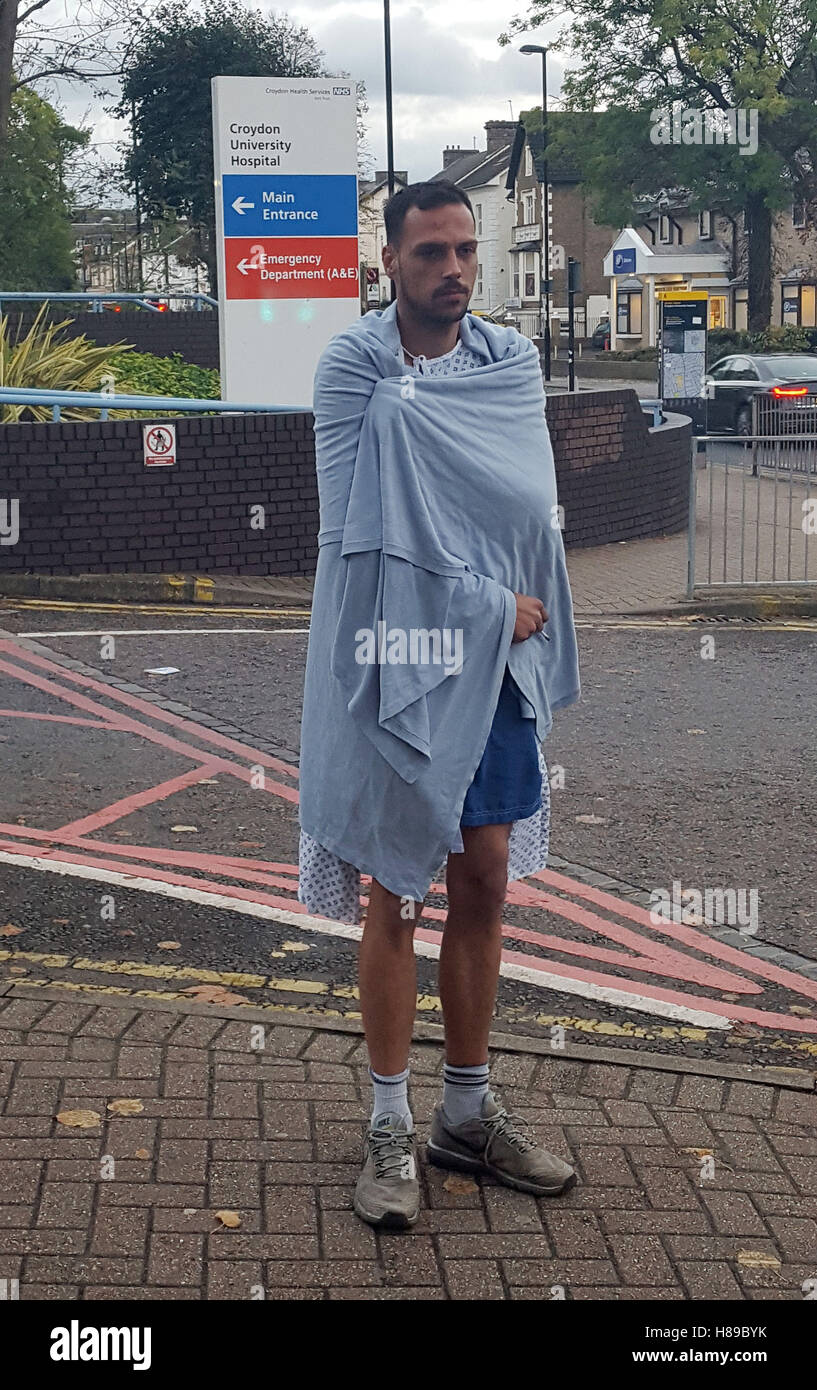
[
  {"x1": 442, "y1": 145, "x2": 474, "y2": 169},
  {"x1": 485, "y1": 120, "x2": 518, "y2": 154}
]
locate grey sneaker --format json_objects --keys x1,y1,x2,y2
[
  {"x1": 353, "y1": 1111, "x2": 420, "y2": 1229},
  {"x1": 426, "y1": 1090, "x2": 577, "y2": 1197}
]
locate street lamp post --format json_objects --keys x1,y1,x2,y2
[
  {"x1": 520, "y1": 44, "x2": 551, "y2": 381},
  {"x1": 383, "y1": 0, "x2": 397, "y2": 303}
]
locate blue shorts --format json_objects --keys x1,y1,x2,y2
[{"x1": 460, "y1": 667, "x2": 542, "y2": 827}]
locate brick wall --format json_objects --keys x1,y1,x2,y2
[
  {"x1": 0, "y1": 390, "x2": 689, "y2": 576},
  {"x1": 546, "y1": 389, "x2": 690, "y2": 547},
  {"x1": 0, "y1": 413, "x2": 317, "y2": 575},
  {"x1": 3, "y1": 310, "x2": 220, "y2": 371}
]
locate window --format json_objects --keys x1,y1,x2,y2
[
  {"x1": 616, "y1": 289, "x2": 642, "y2": 335},
  {"x1": 709, "y1": 295, "x2": 727, "y2": 328},
  {"x1": 728, "y1": 357, "x2": 759, "y2": 381},
  {"x1": 524, "y1": 146, "x2": 532, "y2": 177},
  {"x1": 698, "y1": 210, "x2": 713, "y2": 239},
  {"x1": 523, "y1": 190, "x2": 535, "y2": 224},
  {"x1": 782, "y1": 283, "x2": 817, "y2": 327},
  {"x1": 476, "y1": 262, "x2": 483, "y2": 297},
  {"x1": 524, "y1": 252, "x2": 537, "y2": 298},
  {"x1": 792, "y1": 201, "x2": 807, "y2": 229},
  {"x1": 658, "y1": 214, "x2": 671, "y2": 244},
  {"x1": 475, "y1": 203, "x2": 483, "y2": 237},
  {"x1": 510, "y1": 255, "x2": 520, "y2": 299}
]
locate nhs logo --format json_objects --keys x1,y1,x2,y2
[{"x1": 333, "y1": 86, "x2": 351, "y2": 96}]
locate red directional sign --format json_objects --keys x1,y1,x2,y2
[{"x1": 224, "y1": 236, "x2": 360, "y2": 301}]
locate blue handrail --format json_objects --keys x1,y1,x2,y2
[
  {"x1": 0, "y1": 291, "x2": 217, "y2": 313},
  {"x1": 0, "y1": 386, "x2": 309, "y2": 421}
]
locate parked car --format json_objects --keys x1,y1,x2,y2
[
  {"x1": 702, "y1": 353, "x2": 817, "y2": 434},
  {"x1": 590, "y1": 317, "x2": 610, "y2": 349}
]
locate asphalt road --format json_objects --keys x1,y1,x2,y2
[{"x1": 1, "y1": 601, "x2": 815, "y2": 1070}]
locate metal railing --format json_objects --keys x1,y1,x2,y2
[
  {"x1": 688, "y1": 431, "x2": 817, "y2": 595},
  {"x1": 0, "y1": 291, "x2": 217, "y2": 314},
  {"x1": 0, "y1": 386, "x2": 307, "y2": 422}
]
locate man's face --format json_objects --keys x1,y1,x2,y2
[{"x1": 382, "y1": 202, "x2": 478, "y2": 325}]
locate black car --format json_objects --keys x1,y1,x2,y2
[
  {"x1": 702, "y1": 353, "x2": 817, "y2": 434},
  {"x1": 590, "y1": 317, "x2": 610, "y2": 349}
]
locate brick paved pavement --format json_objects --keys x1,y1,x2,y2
[{"x1": 1, "y1": 987, "x2": 815, "y2": 1301}]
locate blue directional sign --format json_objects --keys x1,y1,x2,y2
[
  {"x1": 613, "y1": 247, "x2": 637, "y2": 274},
  {"x1": 222, "y1": 174, "x2": 358, "y2": 238}
]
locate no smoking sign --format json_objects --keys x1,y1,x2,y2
[{"x1": 143, "y1": 422, "x2": 177, "y2": 468}]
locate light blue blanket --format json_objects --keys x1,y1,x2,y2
[{"x1": 298, "y1": 301, "x2": 581, "y2": 903}]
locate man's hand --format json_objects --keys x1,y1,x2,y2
[{"x1": 512, "y1": 593, "x2": 548, "y2": 643}]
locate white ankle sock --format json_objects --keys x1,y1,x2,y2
[
  {"x1": 442, "y1": 1061, "x2": 490, "y2": 1125},
  {"x1": 369, "y1": 1064, "x2": 413, "y2": 1128}
]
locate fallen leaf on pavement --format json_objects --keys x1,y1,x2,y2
[
  {"x1": 214, "y1": 1210, "x2": 241, "y2": 1228},
  {"x1": 170, "y1": 825, "x2": 198, "y2": 833},
  {"x1": 134, "y1": 1149, "x2": 151, "y2": 1160},
  {"x1": 788, "y1": 1005, "x2": 814, "y2": 1016},
  {"x1": 180, "y1": 984, "x2": 250, "y2": 1006},
  {"x1": 107, "y1": 1099, "x2": 144, "y2": 1116},
  {"x1": 737, "y1": 1251, "x2": 781, "y2": 1269},
  {"x1": 282, "y1": 941, "x2": 310, "y2": 952},
  {"x1": 681, "y1": 1147, "x2": 714, "y2": 1158},
  {"x1": 0, "y1": 924, "x2": 23, "y2": 936},
  {"x1": 269, "y1": 951, "x2": 285, "y2": 958},
  {"x1": 57, "y1": 1109, "x2": 101, "y2": 1129},
  {"x1": 51, "y1": 919, "x2": 70, "y2": 926},
  {"x1": 443, "y1": 1175, "x2": 478, "y2": 1195},
  {"x1": 157, "y1": 941, "x2": 181, "y2": 950}
]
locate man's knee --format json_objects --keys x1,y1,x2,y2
[
  {"x1": 448, "y1": 841, "x2": 509, "y2": 913},
  {"x1": 364, "y1": 879, "x2": 424, "y2": 938}
]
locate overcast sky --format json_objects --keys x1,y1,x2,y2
[
  {"x1": 51, "y1": 0, "x2": 571, "y2": 183},
  {"x1": 288, "y1": 0, "x2": 570, "y2": 177}
]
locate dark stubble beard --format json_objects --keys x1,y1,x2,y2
[{"x1": 398, "y1": 280, "x2": 470, "y2": 329}]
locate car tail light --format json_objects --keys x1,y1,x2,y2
[{"x1": 771, "y1": 385, "x2": 809, "y2": 397}]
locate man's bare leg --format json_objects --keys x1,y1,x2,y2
[
  {"x1": 358, "y1": 878, "x2": 424, "y2": 1076},
  {"x1": 439, "y1": 823, "x2": 512, "y2": 1064}
]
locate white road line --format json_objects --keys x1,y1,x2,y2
[
  {"x1": 17, "y1": 629, "x2": 311, "y2": 638},
  {"x1": 0, "y1": 848, "x2": 731, "y2": 1030}
]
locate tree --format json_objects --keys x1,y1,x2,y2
[
  {"x1": 501, "y1": 1, "x2": 817, "y2": 330},
  {"x1": 0, "y1": 0, "x2": 138, "y2": 160},
  {"x1": 0, "y1": 86, "x2": 87, "y2": 288},
  {"x1": 117, "y1": 0, "x2": 333, "y2": 292}
]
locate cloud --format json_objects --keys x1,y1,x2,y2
[{"x1": 291, "y1": 1, "x2": 567, "y2": 176}]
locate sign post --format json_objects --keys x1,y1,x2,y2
[
  {"x1": 211, "y1": 76, "x2": 360, "y2": 407},
  {"x1": 657, "y1": 289, "x2": 708, "y2": 431}
]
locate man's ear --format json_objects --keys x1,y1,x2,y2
[{"x1": 381, "y1": 243, "x2": 397, "y2": 281}]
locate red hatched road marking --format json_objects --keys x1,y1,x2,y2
[{"x1": 1, "y1": 635, "x2": 815, "y2": 1033}]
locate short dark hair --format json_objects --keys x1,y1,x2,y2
[{"x1": 383, "y1": 180, "x2": 474, "y2": 247}]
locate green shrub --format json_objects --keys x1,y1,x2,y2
[
  {"x1": 113, "y1": 350, "x2": 220, "y2": 401},
  {"x1": 0, "y1": 305, "x2": 133, "y2": 420},
  {"x1": 708, "y1": 323, "x2": 817, "y2": 363}
]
